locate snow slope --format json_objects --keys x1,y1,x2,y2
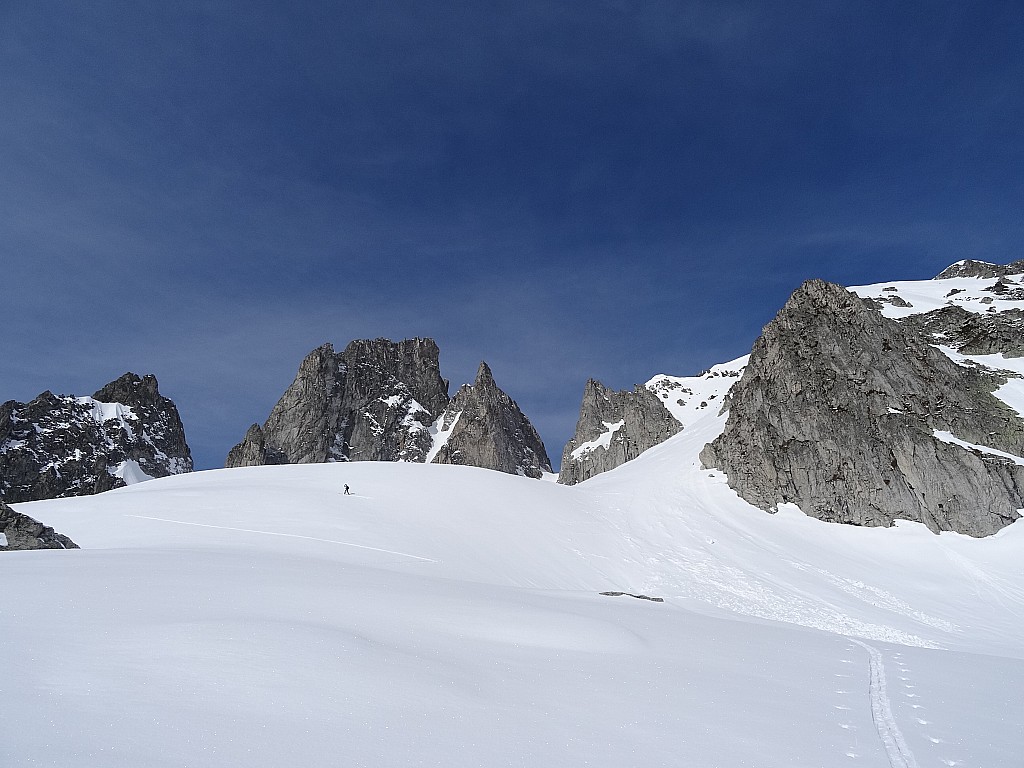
[
  {"x1": 5, "y1": 269, "x2": 1024, "y2": 766},
  {"x1": 5, "y1": 411, "x2": 1023, "y2": 766}
]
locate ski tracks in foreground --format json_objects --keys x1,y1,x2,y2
[{"x1": 848, "y1": 639, "x2": 920, "y2": 768}]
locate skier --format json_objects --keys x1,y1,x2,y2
[{"x1": 343, "y1": 484, "x2": 351, "y2": 495}]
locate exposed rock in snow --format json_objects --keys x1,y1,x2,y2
[
  {"x1": 900, "y1": 306, "x2": 1024, "y2": 357},
  {"x1": 700, "y1": 279, "x2": 1024, "y2": 536},
  {"x1": 558, "y1": 379, "x2": 681, "y2": 485},
  {"x1": 933, "y1": 259, "x2": 1024, "y2": 279},
  {"x1": 226, "y1": 338, "x2": 449, "y2": 467},
  {"x1": 227, "y1": 340, "x2": 550, "y2": 478},
  {"x1": 431, "y1": 362, "x2": 551, "y2": 478},
  {"x1": 0, "y1": 499, "x2": 78, "y2": 550},
  {"x1": 0, "y1": 373, "x2": 192, "y2": 503}
]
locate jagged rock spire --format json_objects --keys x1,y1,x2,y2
[
  {"x1": 431, "y1": 361, "x2": 551, "y2": 478},
  {"x1": 558, "y1": 379, "x2": 681, "y2": 485},
  {"x1": 228, "y1": 343, "x2": 553, "y2": 478}
]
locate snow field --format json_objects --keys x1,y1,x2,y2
[{"x1": 5, "y1": 437, "x2": 1024, "y2": 766}]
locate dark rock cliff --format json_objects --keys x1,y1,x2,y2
[
  {"x1": 0, "y1": 373, "x2": 192, "y2": 503},
  {"x1": 0, "y1": 500, "x2": 79, "y2": 550}
]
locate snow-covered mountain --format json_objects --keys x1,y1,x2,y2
[
  {"x1": 6, "y1": 396, "x2": 1022, "y2": 766},
  {"x1": 0, "y1": 372, "x2": 192, "y2": 503},
  {"x1": 5, "y1": 261, "x2": 1024, "y2": 765},
  {"x1": 227, "y1": 338, "x2": 551, "y2": 478},
  {"x1": 561, "y1": 260, "x2": 1024, "y2": 538}
]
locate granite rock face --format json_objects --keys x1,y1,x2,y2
[
  {"x1": 432, "y1": 362, "x2": 552, "y2": 478},
  {"x1": 700, "y1": 279, "x2": 1024, "y2": 536},
  {"x1": 0, "y1": 373, "x2": 192, "y2": 503},
  {"x1": 0, "y1": 500, "x2": 78, "y2": 550},
  {"x1": 228, "y1": 340, "x2": 551, "y2": 478},
  {"x1": 227, "y1": 339, "x2": 449, "y2": 467},
  {"x1": 558, "y1": 380, "x2": 681, "y2": 485},
  {"x1": 901, "y1": 306, "x2": 1024, "y2": 357}
]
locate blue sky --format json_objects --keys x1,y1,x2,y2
[{"x1": 3, "y1": 2, "x2": 1023, "y2": 470}]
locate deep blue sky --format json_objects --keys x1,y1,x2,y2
[{"x1": 3, "y1": 2, "x2": 1023, "y2": 470}]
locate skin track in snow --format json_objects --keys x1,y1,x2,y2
[{"x1": 850, "y1": 639, "x2": 920, "y2": 768}]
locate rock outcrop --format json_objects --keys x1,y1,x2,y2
[
  {"x1": 227, "y1": 339, "x2": 449, "y2": 467},
  {"x1": 558, "y1": 380, "x2": 681, "y2": 485},
  {"x1": 227, "y1": 339, "x2": 552, "y2": 479},
  {"x1": 0, "y1": 373, "x2": 192, "y2": 503},
  {"x1": 432, "y1": 362, "x2": 552, "y2": 478},
  {"x1": 0, "y1": 500, "x2": 78, "y2": 550},
  {"x1": 901, "y1": 306, "x2": 1024, "y2": 357},
  {"x1": 700, "y1": 279, "x2": 1024, "y2": 537},
  {"x1": 934, "y1": 259, "x2": 1024, "y2": 280}
]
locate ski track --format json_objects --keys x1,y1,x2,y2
[
  {"x1": 850, "y1": 639, "x2": 919, "y2": 768},
  {"x1": 124, "y1": 515, "x2": 440, "y2": 562}
]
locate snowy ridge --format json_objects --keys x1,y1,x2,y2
[
  {"x1": 850, "y1": 268, "x2": 1024, "y2": 426},
  {"x1": 851, "y1": 271, "x2": 1024, "y2": 320},
  {"x1": 647, "y1": 355, "x2": 748, "y2": 426}
]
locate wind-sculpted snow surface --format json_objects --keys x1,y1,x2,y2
[{"x1": 6, "y1": 401, "x2": 1024, "y2": 767}]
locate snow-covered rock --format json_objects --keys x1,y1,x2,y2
[{"x1": 0, "y1": 373, "x2": 192, "y2": 503}]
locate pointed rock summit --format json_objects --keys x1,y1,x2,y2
[
  {"x1": 227, "y1": 340, "x2": 551, "y2": 478},
  {"x1": 558, "y1": 380, "x2": 681, "y2": 485},
  {"x1": 0, "y1": 373, "x2": 192, "y2": 503},
  {"x1": 700, "y1": 279, "x2": 1024, "y2": 536},
  {"x1": 431, "y1": 362, "x2": 552, "y2": 478}
]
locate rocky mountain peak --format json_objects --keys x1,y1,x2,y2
[
  {"x1": 558, "y1": 378, "x2": 682, "y2": 485},
  {"x1": 701, "y1": 278, "x2": 1024, "y2": 536},
  {"x1": 474, "y1": 361, "x2": 495, "y2": 387},
  {"x1": 227, "y1": 338, "x2": 448, "y2": 468},
  {"x1": 0, "y1": 373, "x2": 192, "y2": 503},
  {"x1": 431, "y1": 361, "x2": 551, "y2": 478},
  {"x1": 227, "y1": 340, "x2": 552, "y2": 479},
  {"x1": 93, "y1": 373, "x2": 163, "y2": 408}
]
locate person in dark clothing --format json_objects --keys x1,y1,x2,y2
[{"x1": 343, "y1": 484, "x2": 351, "y2": 495}]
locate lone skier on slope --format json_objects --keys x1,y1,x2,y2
[{"x1": 344, "y1": 484, "x2": 351, "y2": 495}]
